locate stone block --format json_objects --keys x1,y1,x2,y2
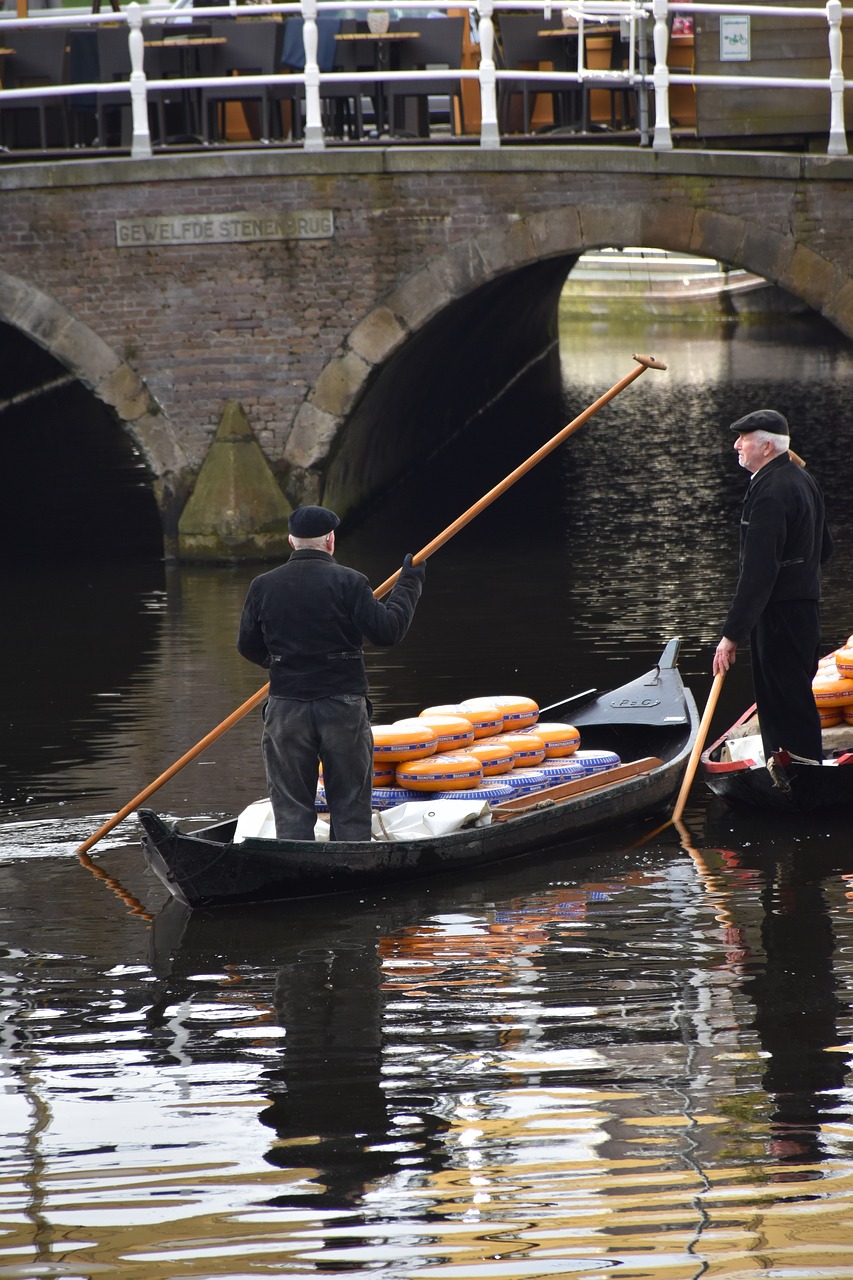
[
  {"x1": 349, "y1": 306, "x2": 406, "y2": 365},
  {"x1": 310, "y1": 351, "x2": 369, "y2": 417},
  {"x1": 284, "y1": 401, "x2": 340, "y2": 469}
]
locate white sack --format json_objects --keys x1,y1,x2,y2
[
  {"x1": 234, "y1": 797, "x2": 490, "y2": 843},
  {"x1": 724, "y1": 734, "x2": 765, "y2": 767},
  {"x1": 371, "y1": 799, "x2": 492, "y2": 841}
]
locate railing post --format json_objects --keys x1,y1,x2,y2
[
  {"x1": 128, "y1": 2, "x2": 153, "y2": 160},
  {"x1": 651, "y1": 0, "x2": 672, "y2": 152},
  {"x1": 478, "y1": 0, "x2": 500, "y2": 149},
  {"x1": 826, "y1": 0, "x2": 847, "y2": 156},
  {"x1": 301, "y1": 0, "x2": 325, "y2": 151}
]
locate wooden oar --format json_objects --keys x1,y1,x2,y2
[
  {"x1": 629, "y1": 674, "x2": 725, "y2": 849},
  {"x1": 75, "y1": 351, "x2": 667, "y2": 856},
  {"x1": 372, "y1": 352, "x2": 667, "y2": 596},
  {"x1": 671, "y1": 671, "x2": 725, "y2": 824}
]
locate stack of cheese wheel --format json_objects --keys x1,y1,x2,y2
[
  {"x1": 368, "y1": 720, "x2": 441, "y2": 807},
  {"x1": 812, "y1": 648, "x2": 853, "y2": 714},
  {"x1": 826, "y1": 639, "x2": 853, "y2": 726}
]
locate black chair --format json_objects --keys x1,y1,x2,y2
[
  {"x1": 580, "y1": 24, "x2": 641, "y2": 131},
  {"x1": 497, "y1": 14, "x2": 581, "y2": 135},
  {"x1": 0, "y1": 26, "x2": 70, "y2": 150},
  {"x1": 386, "y1": 17, "x2": 466, "y2": 137},
  {"x1": 201, "y1": 20, "x2": 284, "y2": 143},
  {"x1": 275, "y1": 14, "x2": 350, "y2": 141},
  {"x1": 96, "y1": 24, "x2": 170, "y2": 147}
]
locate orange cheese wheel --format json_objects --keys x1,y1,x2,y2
[
  {"x1": 834, "y1": 646, "x2": 853, "y2": 679},
  {"x1": 456, "y1": 698, "x2": 504, "y2": 738},
  {"x1": 812, "y1": 668, "x2": 853, "y2": 708},
  {"x1": 467, "y1": 739, "x2": 517, "y2": 775},
  {"x1": 530, "y1": 721, "x2": 581, "y2": 757},
  {"x1": 845, "y1": 704, "x2": 853, "y2": 725},
  {"x1": 493, "y1": 730, "x2": 546, "y2": 766},
  {"x1": 418, "y1": 714, "x2": 476, "y2": 751},
  {"x1": 372, "y1": 720, "x2": 439, "y2": 763},
  {"x1": 490, "y1": 695, "x2": 540, "y2": 730},
  {"x1": 395, "y1": 752, "x2": 484, "y2": 791},
  {"x1": 819, "y1": 707, "x2": 844, "y2": 728}
]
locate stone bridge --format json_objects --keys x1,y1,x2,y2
[{"x1": 1, "y1": 145, "x2": 851, "y2": 557}]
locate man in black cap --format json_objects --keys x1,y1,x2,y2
[
  {"x1": 237, "y1": 505, "x2": 425, "y2": 840},
  {"x1": 713, "y1": 409, "x2": 832, "y2": 763}
]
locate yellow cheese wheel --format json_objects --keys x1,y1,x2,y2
[
  {"x1": 372, "y1": 720, "x2": 439, "y2": 763},
  {"x1": 395, "y1": 752, "x2": 484, "y2": 791},
  {"x1": 467, "y1": 739, "x2": 517, "y2": 775},
  {"x1": 813, "y1": 668, "x2": 853, "y2": 708},
  {"x1": 456, "y1": 698, "x2": 504, "y2": 739},
  {"x1": 417, "y1": 713, "x2": 476, "y2": 750},
  {"x1": 490, "y1": 695, "x2": 540, "y2": 730},
  {"x1": 493, "y1": 730, "x2": 546, "y2": 766},
  {"x1": 530, "y1": 721, "x2": 581, "y2": 757},
  {"x1": 834, "y1": 646, "x2": 853, "y2": 680}
]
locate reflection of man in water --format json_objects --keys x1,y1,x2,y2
[
  {"x1": 742, "y1": 855, "x2": 848, "y2": 1165},
  {"x1": 258, "y1": 944, "x2": 393, "y2": 1208}
]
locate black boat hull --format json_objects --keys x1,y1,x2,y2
[{"x1": 702, "y1": 752, "x2": 853, "y2": 813}]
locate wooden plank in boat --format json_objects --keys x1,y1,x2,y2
[{"x1": 491, "y1": 756, "x2": 664, "y2": 818}]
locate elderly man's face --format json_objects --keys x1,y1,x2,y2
[{"x1": 734, "y1": 432, "x2": 772, "y2": 473}]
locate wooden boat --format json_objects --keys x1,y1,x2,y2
[
  {"x1": 138, "y1": 638, "x2": 698, "y2": 909},
  {"x1": 701, "y1": 702, "x2": 853, "y2": 814}
]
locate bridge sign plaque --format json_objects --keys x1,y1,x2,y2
[{"x1": 115, "y1": 210, "x2": 334, "y2": 248}]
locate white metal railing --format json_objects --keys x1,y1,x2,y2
[{"x1": 0, "y1": 0, "x2": 849, "y2": 157}]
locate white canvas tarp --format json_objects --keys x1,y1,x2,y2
[{"x1": 234, "y1": 797, "x2": 493, "y2": 844}]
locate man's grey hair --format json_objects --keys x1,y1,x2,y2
[
  {"x1": 290, "y1": 533, "x2": 332, "y2": 551},
  {"x1": 751, "y1": 428, "x2": 791, "y2": 454}
]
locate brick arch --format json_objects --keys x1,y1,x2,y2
[
  {"x1": 281, "y1": 198, "x2": 852, "y2": 507},
  {"x1": 0, "y1": 269, "x2": 191, "y2": 544}
]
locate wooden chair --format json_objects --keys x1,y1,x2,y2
[{"x1": 0, "y1": 27, "x2": 70, "y2": 150}]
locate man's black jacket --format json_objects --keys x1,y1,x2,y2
[
  {"x1": 722, "y1": 453, "x2": 832, "y2": 643},
  {"x1": 237, "y1": 549, "x2": 423, "y2": 699}
]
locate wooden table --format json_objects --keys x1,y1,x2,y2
[{"x1": 334, "y1": 30, "x2": 419, "y2": 135}]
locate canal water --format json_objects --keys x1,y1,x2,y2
[{"x1": 2, "y1": 315, "x2": 853, "y2": 1278}]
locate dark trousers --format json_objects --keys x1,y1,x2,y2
[
  {"x1": 752, "y1": 600, "x2": 823, "y2": 762},
  {"x1": 262, "y1": 693, "x2": 374, "y2": 841}
]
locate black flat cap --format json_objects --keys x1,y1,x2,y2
[
  {"x1": 730, "y1": 409, "x2": 789, "y2": 435},
  {"x1": 288, "y1": 505, "x2": 340, "y2": 537}
]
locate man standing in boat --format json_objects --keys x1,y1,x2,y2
[
  {"x1": 713, "y1": 409, "x2": 832, "y2": 764},
  {"x1": 237, "y1": 506, "x2": 425, "y2": 841}
]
